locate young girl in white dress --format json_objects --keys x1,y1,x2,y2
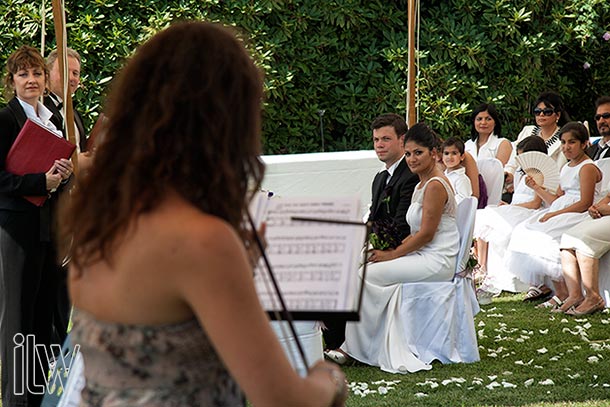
[
  {"x1": 339, "y1": 123, "x2": 459, "y2": 374},
  {"x1": 505, "y1": 122, "x2": 602, "y2": 309}
]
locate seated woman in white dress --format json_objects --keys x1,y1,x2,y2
[
  {"x1": 442, "y1": 137, "x2": 473, "y2": 204},
  {"x1": 557, "y1": 191, "x2": 610, "y2": 315},
  {"x1": 466, "y1": 103, "x2": 512, "y2": 165},
  {"x1": 505, "y1": 122, "x2": 602, "y2": 309},
  {"x1": 504, "y1": 91, "x2": 571, "y2": 184},
  {"x1": 337, "y1": 123, "x2": 459, "y2": 374},
  {"x1": 474, "y1": 136, "x2": 547, "y2": 301}
]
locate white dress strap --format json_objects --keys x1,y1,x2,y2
[{"x1": 422, "y1": 176, "x2": 457, "y2": 217}]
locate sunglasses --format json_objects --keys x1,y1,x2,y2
[
  {"x1": 594, "y1": 112, "x2": 610, "y2": 121},
  {"x1": 533, "y1": 107, "x2": 555, "y2": 116}
]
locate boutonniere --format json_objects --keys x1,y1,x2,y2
[{"x1": 381, "y1": 185, "x2": 393, "y2": 212}]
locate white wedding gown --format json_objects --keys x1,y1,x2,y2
[{"x1": 342, "y1": 177, "x2": 458, "y2": 373}]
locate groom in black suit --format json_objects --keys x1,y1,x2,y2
[
  {"x1": 323, "y1": 113, "x2": 418, "y2": 352},
  {"x1": 367, "y1": 113, "x2": 418, "y2": 239}
]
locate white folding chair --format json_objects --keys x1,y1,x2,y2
[
  {"x1": 595, "y1": 157, "x2": 610, "y2": 197},
  {"x1": 399, "y1": 197, "x2": 480, "y2": 364},
  {"x1": 477, "y1": 157, "x2": 504, "y2": 206}
]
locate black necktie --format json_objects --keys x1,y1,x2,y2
[
  {"x1": 595, "y1": 145, "x2": 609, "y2": 160},
  {"x1": 378, "y1": 170, "x2": 390, "y2": 196}
]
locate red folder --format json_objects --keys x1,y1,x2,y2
[{"x1": 5, "y1": 119, "x2": 76, "y2": 206}]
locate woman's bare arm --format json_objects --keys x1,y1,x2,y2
[
  {"x1": 176, "y1": 217, "x2": 344, "y2": 407},
  {"x1": 463, "y1": 152, "x2": 480, "y2": 198}
]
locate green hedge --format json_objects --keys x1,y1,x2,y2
[{"x1": 0, "y1": 0, "x2": 608, "y2": 153}]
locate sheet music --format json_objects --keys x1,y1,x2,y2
[{"x1": 251, "y1": 195, "x2": 366, "y2": 313}]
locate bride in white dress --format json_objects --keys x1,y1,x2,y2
[{"x1": 341, "y1": 123, "x2": 459, "y2": 374}]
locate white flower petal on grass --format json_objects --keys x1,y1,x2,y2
[
  {"x1": 561, "y1": 318, "x2": 569, "y2": 323},
  {"x1": 549, "y1": 356, "x2": 560, "y2": 361},
  {"x1": 488, "y1": 352, "x2": 498, "y2": 358},
  {"x1": 485, "y1": 381, "x2": 501, "y2": 390},
  {"x1": 414, "y1": 392, "x2": 428, "y2": 398},
  {"x1": 583, "y1": 322, "x2": 592, "y2": 329},
  {"x1": 568, "y1": 373, "x2": 581, "y2": 379},
  {"x1": 524, "y1": 379, "x2": 534, "y2": 387},
  {"x1": 503, "y1": 371, "x2": 513, "y2": 376},
  {"x1": 516, "y1": 338, "x2": 525, "y2": 343},
  {"x1": 539, "y1": 329, "x2": 548, "y2": 334},
  {"x1": 472, "y1": 379, "x2": 483, "y2": 386},
  {"x1": 534, "y1": 365, "x2": 543, "y2": 369},
  {"x1": 478, "y1": 329, "x2": 487, "y2": 339},
  {"x1": 539, "y1": 379, "x2": 555, "y2": 385},
  {"x1": 537, "y1": 347, "x2": 548, "y2": 354},
  {"x1": 488, "y1": 375, "x2": 497, "y2": 381},
  {"x1": 378, "y1": 386, "x2": 388, "y2": 395},
  {"x1": 478, "y1": 321, "x2": 486, "y2": 327},
  {"x1": 588, "y1": 356, "x2": 599, "y2": 363},
  {"x1": 502, "y1": 381, "x2": 517, "y2": 388}
]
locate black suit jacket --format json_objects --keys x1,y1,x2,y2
[
  {"x1": 0, "y1": 98, "x2": 68, "y2": 243},
  {"x1": 44, "y1": 94, "x2": 88, "y2": 152},
  {"x1": 368, "y1": 157, "x2": 418, "y2": 239},
  {"x1": 587, "y1": 139, "x2": 610, "y2": 160}
]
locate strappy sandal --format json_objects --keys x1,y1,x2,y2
[
  {"x1": 523, "y1": 285, "x2": 552, "y2": 302},
  {"x1": 565, "y1": 299, "x2": 606, "y2": 316},
  {"x1": 536, "y1": 295, "x2": 563, "y2": 310}
]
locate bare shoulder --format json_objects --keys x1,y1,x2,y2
[
  {"x1": 580, "y1": 162, "x2": 602, "y2": 182},
  {"x1": 424, "y1": 177, "x2": 449, "y2": 200}
]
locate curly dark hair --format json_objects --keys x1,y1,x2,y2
[
  {"x1": 59, "y1": 21, "x2": 265, "y2": 268},
  {"x1": 533, "y1": 91, "x2": 571, "y2": 126}
]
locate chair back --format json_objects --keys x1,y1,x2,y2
[
  {"x1": 596, "y1": 157, "x2": 610, "y2": 197},
  {"x1": 455, "y1": 196, "x2": 478, "y2": 275},
  {"x1": 477, "y1": 157, "x2": 504, "y2": 205}
]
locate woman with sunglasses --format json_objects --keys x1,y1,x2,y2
[{"x1": 505, "y1": 91, "x2": 571, "y2": 188}]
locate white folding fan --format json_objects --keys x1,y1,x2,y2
[{"x1": 515, "y1": 151, "x2": 560, "y2": 191}]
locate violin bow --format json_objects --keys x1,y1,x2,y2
[{"x1": 51, "y1": 0, "x2": 79, "y2": 173}]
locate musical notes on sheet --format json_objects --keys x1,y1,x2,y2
[{"x1": 251, "y1": 194, "x2": 367, "y2": 313}]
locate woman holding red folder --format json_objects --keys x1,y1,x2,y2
[{"x1": 0, "y1": 45, "x2": 73, "y2": 407}]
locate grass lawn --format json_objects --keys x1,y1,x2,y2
[
  {"x1": 341, "y1": 293, "x2": 610, "y2": 406},
  {"x1": 1, "y1": 294, "x2": 607, "y2": 406}
]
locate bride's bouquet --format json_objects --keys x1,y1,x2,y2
[{"x1": 368, "y1": 219, "x2": 402, "y2": 250}]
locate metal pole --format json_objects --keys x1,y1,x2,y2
[{"x1": 318, "y1": 109, "x2": 325, "y2": 152}]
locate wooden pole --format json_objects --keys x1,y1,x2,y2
[
  {"x1": 406, "y1": 0, "x2": 417, "y2": 127},
  {"x1": 51, "y1": 0, "x2": 79, "y2": 173}
]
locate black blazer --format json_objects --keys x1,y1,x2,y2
[
  {"x1": 44, "y1": 93, "x2": 88, "y2": 152},
  {"x1": 368, "y1": 157, "x2": 418, "y2": 239},
  {"x1": 587, "y1": 139, "x2": 610, "y2": 160},
  {"x1": 0, "y1": 98, "x2": 67, "y2": 243}
]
